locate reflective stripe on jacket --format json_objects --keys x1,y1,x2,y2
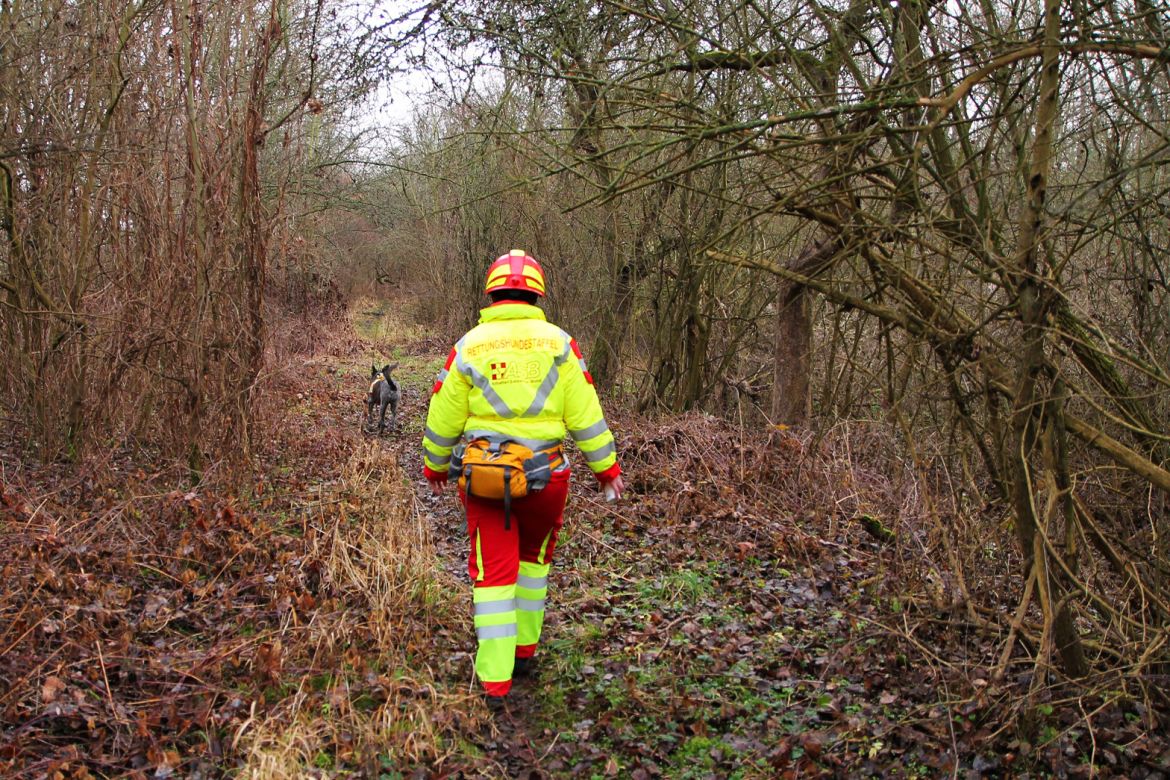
[{"x1": 422, "y1": 303, "x2": 619, "y2": 479}]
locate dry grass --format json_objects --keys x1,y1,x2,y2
[
  {"x1": 350, "y1": 297, "x2": 433, "y2": 348},
  {"x1": 322, "y1": 442, "x2": 446, "y2": 636},
  {"x1": 235, "y1": 441, "x2": 479, "y2": 776}
]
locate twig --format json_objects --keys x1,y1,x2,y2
[
  {"x1": 231, "y1": 699, "x2": 259, "y2": 752},
  {"x1": 571, "y1": 523, "x2": 621, "y2": 555},
  {"x1": 538, "y1": 731, "x2": 562, "y2": 762},
  {"x1": 994, "y1": 567, "x2": 1037, "y2": 682},
  {"x1": 22, "y1": 497, "x2": 51, "y2": 530},
  {"x1": 855, "y1": 613, "x2": 963, "y2": 673},
  {"x1": 133, "y1": 561, "x2": 184, "y2": 585},
  {"x1": 95, "y1": 638, "x2": 119, "y2": 722}
]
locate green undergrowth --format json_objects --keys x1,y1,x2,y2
[
  {"x1": 344, "y1": 305, "x2": 427, "y2": 435},
  {"x1": 351, "y1": 297, "x2": 445, "y2": 390},
  {"x1": 353, "y1": 299, "x2": 428, "y2": 344},
  {"x1": 518, "y1": 538, "x2": 940, "y2": 777}
]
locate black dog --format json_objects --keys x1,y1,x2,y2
[{"x1": 366, "y1": 363, "x2": 400, "y2": 434}]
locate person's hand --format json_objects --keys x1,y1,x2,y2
[
  {"x1": 601, "y1": 474, "x2": 625, "y2": 501},
  {"x1": 429, "y1": 478, "x2": 446, "y2": 496}
]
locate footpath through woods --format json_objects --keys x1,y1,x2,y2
[{"x1": 2, "y1": 297, "x2": 1168, "y2": 778}]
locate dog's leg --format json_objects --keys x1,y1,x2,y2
[{"x1": 378, "y1": 399, "x2": 388, "y2": 433}]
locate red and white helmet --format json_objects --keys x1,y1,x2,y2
[{"x1": 484, "y1": 249, "x2": 546, "y2": 297}]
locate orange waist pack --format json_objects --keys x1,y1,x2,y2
[{"x1": 453, "y1": 438, "x2": 564, "y2": 502}]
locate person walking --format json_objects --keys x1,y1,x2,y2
[{"x1": 421, "y1": 249, "x2": 624, "y2": 705}]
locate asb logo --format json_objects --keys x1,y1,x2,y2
[{"x1": 490, "y1": 362, "x2": 508, "y2": 380}]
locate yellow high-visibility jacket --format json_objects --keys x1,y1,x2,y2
[{"x1": 422, "y1": 303, "x2": 620, "y2": 482}]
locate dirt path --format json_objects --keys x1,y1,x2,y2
[{"x1": 351, "y1": 301, "x2": 563, "y2": 772}]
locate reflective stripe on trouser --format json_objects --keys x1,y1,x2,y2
[
  {"x1": 516, "y1": 561, "x2": 550, "y2": 654},
  {"x1": 473, "y1": 584, "x2": 517, "y2": 691}
]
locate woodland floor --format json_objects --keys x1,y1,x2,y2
[{"x1": 2, "y1": 298, "x2": 1169, "y2": 779}]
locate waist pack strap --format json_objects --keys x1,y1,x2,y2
[
  {"x1": 523, "y1": 447, "x2": 565, "y2": 490},
  {"x1": 503, "y1": 468, "x2": 512, "y2": 531}
]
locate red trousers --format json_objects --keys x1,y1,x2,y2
[
  {"x1": 462, "y1": 472, "x2": 569, "y2": 581},
  {"x1": 461, "y1": 472, "x2": 570, "y2": 695}
]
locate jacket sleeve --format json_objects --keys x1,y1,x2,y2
[
  {"x1": 422, "y1": 345, "x2": 469, "y2": 480},
  {"x1": 562, "y1": 338, "x2": 620, "y2": 481}
]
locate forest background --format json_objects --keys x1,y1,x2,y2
[{"x1": 2, "y1": 0, "x2": 1169, "y2": 776}]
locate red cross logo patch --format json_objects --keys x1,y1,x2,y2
[{"x1": 490, "y1": 362, "x2": 508, "y2": 380}]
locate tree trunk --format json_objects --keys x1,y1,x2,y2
[
  {"x1": 1006, "y1": 0, "x2": 1088, "y2": 678},
  {"x1": 770, "y1": 231, "x2": 847, "y2": 423},
  {"x1": 230, "y1": 3, "x2": 282, "y2": 466},
  {"x1": 772, "y1": 282, "x2": 811, "y2": 424}
]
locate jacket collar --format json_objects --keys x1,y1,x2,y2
[{"x1": 478, "y1": 302, "x2": 547, "y2": 324}]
